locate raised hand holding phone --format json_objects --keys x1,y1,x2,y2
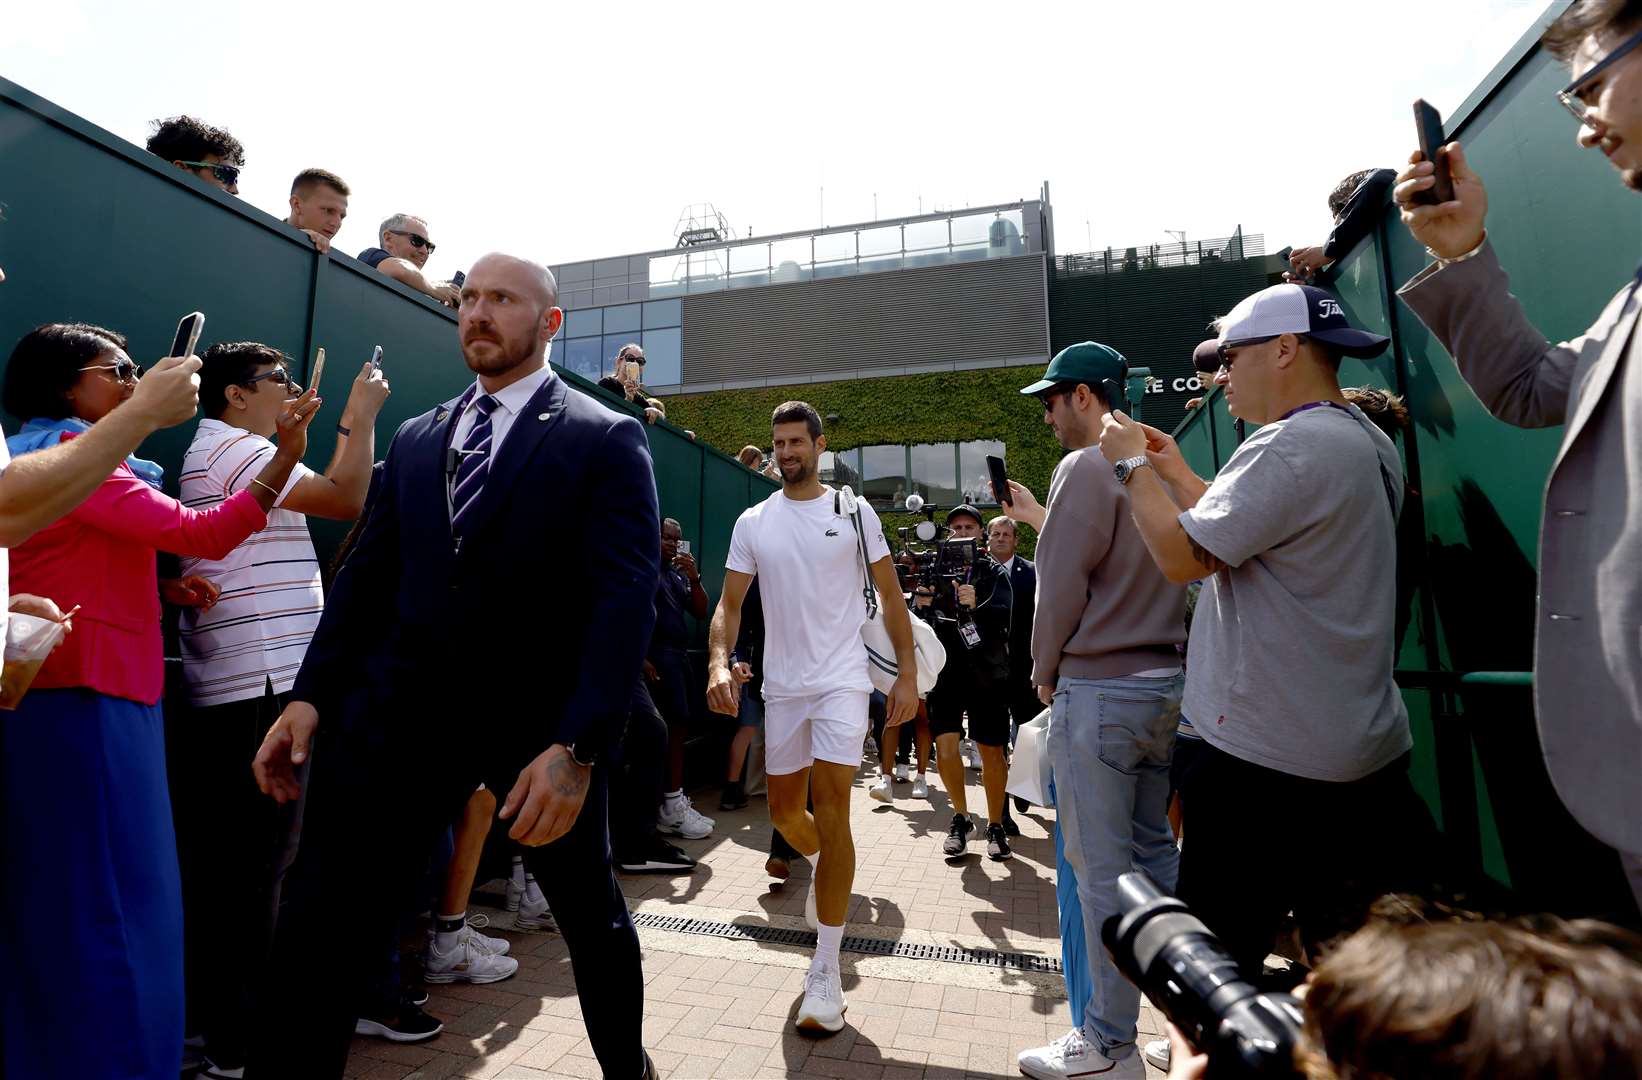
[{"x1": 1395, "y1": 140, "x2": 1489, "y2": 259}]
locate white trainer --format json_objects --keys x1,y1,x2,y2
[
  {"x1": 657, "y1": 795, "x2": 714, "y2": 839},
  {"x1": 450, "y1": 913, "x2": 509, "y2": 956},
  {"x1": 1018, "y1": 1027, "x2": 1143, "y2": 1079},
  {"x1": 868, "y1": 775, "x2": 893, "y2": 803},
  {"x1": 894, "y1": 762, "x2": 910, "y2": 782},
  {"x1": 514, "y1": 880, "x2": 558, "y2": 933},
  {"x1": 960, "y1": 737, "x2": 980, "y2": 770},
  {"x1": 1142, "y1": 1038, "x2": 1171, "y2": 1071},
  {"x1": 794, "y1": 966, "x2": 847, "y2": 1033},
  {"x1": 910, "y1": 774, "x2": 929, "y2": 799},
  {"x1": 423, "y1": 934, "x2": 519, "y2": 985}
]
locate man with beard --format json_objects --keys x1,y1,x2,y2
[
  {"x1": 250, "y1": 253, "x2": 660, "y2": 1078},
  {"x1": 1394, "y1": 0, "x2": 1642, "y2": 909},
  {"x1": 705, "y1": 401, "x2": 919, "y2": 1034}
]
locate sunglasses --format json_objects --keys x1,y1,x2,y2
[
  {"x1": 1217, "y1": 333, "x2": 1309, "y2": 368},
  {"x1": 243, "y1": 367, "x2": 298, "y2": 392},
  {"x1": 386, "y1": 229, "x2": 436, "y2": 253},
  {"x1": 176, "y1": 160, "x2": 241, "y2": 187},
  {"x1": 79, "y1": 358, "x2": 143, "y2": 384},
  {"x1": 1557, "y1": 25, "x2": 1642, "y2": 126},
  {"x1": 621, "y1": 355, "x2": 647, "y2": 366}
]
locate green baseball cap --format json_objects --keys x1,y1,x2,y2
[{"x1": 1019, "y1": 341, "x2": 1128, "y2": 398}]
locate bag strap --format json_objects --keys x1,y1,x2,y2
[{"x1": 835, "y1": 486, "x2": 879, "y2": 619}]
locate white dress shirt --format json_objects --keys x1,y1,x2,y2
[{"x1": 450, "y1": 363, "x2": 553, "y2": 457}]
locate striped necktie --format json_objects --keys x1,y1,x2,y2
[{"x1": 450, "y1": 393, "x2": 498, "y2": 538}]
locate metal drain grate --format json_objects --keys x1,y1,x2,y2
[{"x1": 631, "y1": 912, "x2": 1061, "y2": 974}]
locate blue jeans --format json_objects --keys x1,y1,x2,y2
[{"x1": 1048, "y1": 672, "x2": 1183, "y2": 1059}]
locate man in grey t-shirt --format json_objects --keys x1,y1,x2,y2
[{"x1": 1099, "y1": 282, "x2": 1436, "y2": 976}]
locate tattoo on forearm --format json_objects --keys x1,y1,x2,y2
[
  {"x1": 548, "y1": 755, "x2": 589, "y2": 798},
  {"x1": 1186, "y1": 532, "x2": 1228, "y2": 575}
]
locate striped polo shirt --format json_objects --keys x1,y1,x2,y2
[{"x1": 177, "y1": 419, "x2": 321, "y2": 707}]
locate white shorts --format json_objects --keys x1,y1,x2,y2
[{"x1": 762, "y1": 688, "x2": 871, "y2": 776}]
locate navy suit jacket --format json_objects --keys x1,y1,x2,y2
[
  {"x1": 292, "y1": 369, "x2": 660, "y2": 774},
  {"x1": 1004, "y1": 556, "x2": 1036, "y2": 679}
]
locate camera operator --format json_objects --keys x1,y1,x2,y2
[{"x1": 909, "y1": 505, "x2": 1015, "y2": 861}]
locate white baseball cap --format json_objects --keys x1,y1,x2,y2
[{"x1": 1218, "y1": 283, "x2": 1390, "y2": 360}]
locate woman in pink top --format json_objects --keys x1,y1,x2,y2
[{"x1": 0, "y1": 323, "x2": 320, "y2": 1080}]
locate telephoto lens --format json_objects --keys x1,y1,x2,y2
[{"x1": 1102, "y1": 872, "x2": 1304, "y2": 1078}]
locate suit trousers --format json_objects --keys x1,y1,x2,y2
[{"x1": 248, "y1": 708, "x2": 644, "y2": 1079}]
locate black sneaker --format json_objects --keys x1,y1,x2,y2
[
  {"x1": 720, "y1": 779, "x2": 748, "y2": 811},
  {"x1": 1013, "y1": 795, "x2": 1031, "y2": 814},
  {"x1": 986, "y1": 822, "x2": 1013, "y2": 861},
  {"x1": 618, "y1": 835, "x2": 697, "y2": 874},
  {"x1": 943, "y1": 813, "x2": 974, "y2": 856},
  {"x1": 354, "y1": 1003, "x2": 443, "y2": 1043},
  {"x1": 402, "y1": 986, "x2": 430, "y2": 1008}
]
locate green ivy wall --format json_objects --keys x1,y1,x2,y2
[{"x1": 663, "y1": 366, "x2": 1065, "y2": 555}]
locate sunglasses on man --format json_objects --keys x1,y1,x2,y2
[
  {"x1": 1556, "y1": 25, "x2": 1642, "y2": 126},
  {"x1": 242, "y1": 367, "x2": 299, "y2": 392},
  {"x1": 175, "y1": 160, "x2": 242, "y2": 187},
  {"x1": 78, "y1": 358, "x2": 144, "y2": 384},
  {"x1": 386, "y1": 229, "x2": 437, "y2": 253}
]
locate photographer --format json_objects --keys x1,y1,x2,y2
[{"x1": 911, "y1": 505, "x2": 1014, "y2": 860}]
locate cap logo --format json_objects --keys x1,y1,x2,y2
[{"x1": 1317, "y1": 299, "x2": 1344, "y2": 319}]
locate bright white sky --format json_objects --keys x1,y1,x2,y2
[{"x1": 3, "y1": 0, "x2": 1548, "y2": 276}]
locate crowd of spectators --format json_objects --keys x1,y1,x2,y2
[{"x1": 1, "y1": 3, "x2": 1639, "y2": 1077}]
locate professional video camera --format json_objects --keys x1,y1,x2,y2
[
  {"x1": 1103, "y1": 871, "x2": 1304, "y2": 1078},
  {"x1": 892, "y1": 494, "x2": 978, "y2": 621}
]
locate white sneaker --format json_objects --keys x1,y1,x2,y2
[
  {"x1": 423, "y1": 934, "x2": 519, "y2": 985},
  {"x1": 868, "y1": 775, "x2": 892, "y2": 803},
  {"x1": 1142, "y1": 1038, "x2": 1171, "y2": 1071},
  {"x1": 960, "y1": 738, "x2": 980, "y2": 770},
  {"x1": 911, "y1": 774, "x2": 929, "y2": 799},
  {"x1": 794, "y1": 966, "x2": 846, "y2": 1032},
  {"x1": 863, "y1": 735, "x2": 878, "y2": 761},
  {"x1": 894, "y1": 762, "x2": 910, "y2": 783},
  {"x1": 438, "y1": 913, "x2": 509, "y2": 956},
  {"x1": 1011, "y1": 1024, "x2": 1142, "y2": 1076},
  {"x1": 514, "y1": 880, "x2": 558, "y2": 932},
  {"x1": 1018, "y1": 1028, "x2": 1143, "y2": 1079},
  {"x1": 657, "y1": 795, "x2": 714, "y2": 839}
]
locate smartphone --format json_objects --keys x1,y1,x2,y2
[
  {"x1": 1101, "y1": 378, "x2": 1127, "y2": 411},
  {"x1": 676, "y1": 539, "x2": 691, "y2": 557},
  {"x1": 625, "y1": 360, "x2": 642, "y2": 383},
  {"x1": 170, "y1": 311, "x2": 205, "y2": 358},
  {"x1": 985, "y1": 454, "x2": 1011, "y2": 507},
  {"x1": 309, "y1": 347, "x2": 326, "y2": 396},
  {"x1": 370, "y1": 345, "x2": 383, "y2": 371},
  {"x1": 1413, "y1": 99, "x2": 1454, "y2": 205}
]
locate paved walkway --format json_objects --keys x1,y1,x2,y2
[{"x1": 343, "y1": 761, "x2": 1170, "y2": 1079}]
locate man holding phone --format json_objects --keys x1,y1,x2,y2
[
  {"x1": 651, "y1": 518, "x2": 712, "y2": 839},
  {"x1": 1394, "y1": 0, "x2": 1642, "y2": 909}
]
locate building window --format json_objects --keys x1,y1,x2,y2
[
  {"x1": 862, "y1": 445, "x2": 908, "y2": 510},
  {"x1": 565, "y1": 308, "x2": 602, "y2": 339},
  {"x1": 959, "y1": 440, "x2": 1006, "y2": 505},
  {"x1": 564, "y1": 337, "x2": 602, "y2": 382},
  {"x1": 909, "y1": 443, "x2": 959, "y2": 505},
  {"x1": 641, "y1": 327, "x2": 682, "y2": 386},
  {"x1": 603, "y1": 303, "x2": 641, "y2": 334}
]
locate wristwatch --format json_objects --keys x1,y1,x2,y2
[
  {"x1": 567, "y1": 741, "x2": 599, "y2": 769},
  {"x1": 1114, "y1": 456, "x2": 1152, "y2": 485}
]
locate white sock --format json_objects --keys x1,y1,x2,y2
[
  {"x1": 510, "y1": 855, "x2": 526, "y2": 890},
  {"x1": 813, "y1": 922, "x2": 844, "y2": 973},
  {"x1": 663, "y1": 789, "x2": 684, "y2": 803},
  {"x1": 433, "y1": 911, "x2": 465, "y2": 953},
  {"x1": 803, "y1": 850, "x2": 820, "y2": 872}
]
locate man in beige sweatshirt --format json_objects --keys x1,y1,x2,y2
[{"x1": 1005, "y1": 342, "x2": 1186, "y2": 1080}]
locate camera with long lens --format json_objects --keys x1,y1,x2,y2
[
  {"x1": 1103, "y1": 872, "x2": 1304, "y2": 1078},
  {"x1": 893, "y1": 495, "x2": 978, "y2": 621}
]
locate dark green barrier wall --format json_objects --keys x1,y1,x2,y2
[
  {"x1": 1171, "y1": 3, "x2": 1641, "y2": 919},
  {"x1": 0, "y1": 75, "x2": 773, "y2": 630}
]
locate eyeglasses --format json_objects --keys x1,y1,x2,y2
[
  {"x1": 176, "y1": 160, "x2": 242, "y2": 187},
  {"x1": 78, "y1": 358, "x2": 143, "y2": 384},
  {"x1": 386, "y1": 229, "x2": 436, "y2": 253},
  {"x1": 243, "y1": 367, "x2": 298, "y2": 392},
  {"x1": 1557, "y1": 25, "x2": 1642, "y2": 126},
  {"x1": 1217, "y1": 333, "x2": 1307, "y2": 368},
  {"x1": 1034, "y1": 383, "x2": 1076, "y2": 408}
]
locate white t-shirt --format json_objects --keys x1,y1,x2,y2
[
  {"x1": 726, "y1": 486, "x2": 890, "y2": 699},
  {"x1": 177, "y1": 420, "x2": 320, "y2": 706}
]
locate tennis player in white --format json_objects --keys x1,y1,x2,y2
[{"x1": 707, "y1": 400, "x2": 918, "y2": 1033}]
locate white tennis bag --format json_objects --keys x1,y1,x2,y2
[{"x1": 836, "y1": 486, "x2": 945, "y2": 695}]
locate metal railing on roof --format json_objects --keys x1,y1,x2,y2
[{"x1": 1053, "y1": 233, "x2": 1266, "y2": 276}]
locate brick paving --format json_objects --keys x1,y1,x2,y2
[{"x1": 344, "y1": 761, "x2": 1169, "y2": 1079}]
